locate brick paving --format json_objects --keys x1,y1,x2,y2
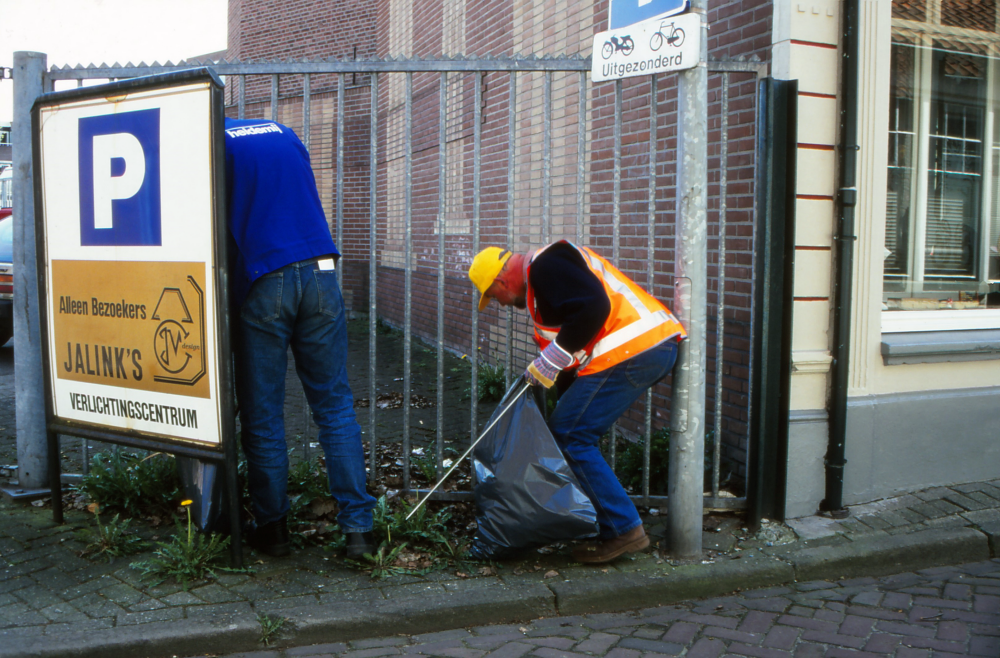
[
  {"x1": 192, "y1": 560, "x2": 1000, "y2": 658},
  {"x1": 0, "y1": 475, "x2": 997, "y2": 657}
]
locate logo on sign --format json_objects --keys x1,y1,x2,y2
[
  {"x1": 151, "y1": 277, "x2": 206, "y2": 386},
  {"x1": 78, "y1": 108, "x2": 161, "y2": 246}
]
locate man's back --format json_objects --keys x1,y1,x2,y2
[{"x1": 223, "y1": 118, "x2": 336, "y2": 304}]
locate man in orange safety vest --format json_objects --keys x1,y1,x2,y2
[{"x1": 469, "y1": 241, "x2": 685, "y2": 563}]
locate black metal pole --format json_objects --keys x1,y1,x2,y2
[
  {"x1": 46, "y1": 431, "x2": 63, "y2": 524},
  {"x1": 210, "y1": 77, "x2": 243, "y2": 568},
  {"x1": 823, "y1": 0, "x2": 860, "y2": 518},
  {"x1": 747, "y1": 79, "x2": 797, "y2": 529}
]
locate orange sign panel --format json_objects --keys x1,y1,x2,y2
[{"x1": 51, "y1": 260, "x2": 210, "y2": 399}]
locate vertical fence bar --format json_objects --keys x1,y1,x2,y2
[
  {"x1": 744, "y1": 74, "x2": 765, "y2": 517},
  {"x1": 643, "y1": 74, "x2": 658, "y2": 503},
  {"x1": 505, "y1": 72, "x2": 516, "y2": 388},
  {"x1": 270, "y1": 74, "x2": 279, "y2": 122},
  {"x1": 576, "y1": 71, "x2": 586, "y2": 245},
  {"x1": 471, "y1": 72, "x2": 483, "y2": 443},
  {"x1": 402, "y1": 72, "x2": 413, "y2": 492},
  {"x1": 238, "y1": 75, "x2": 246, "y2": 119},
  {"x1": 303, "y1": 73, "x2": 311, "y2": 151},
  {"x1": 713, "y1": 73, "x2": 730, "y2": 500},
  {"x1": 368, "y1": 74, "x2": 379, "y2": 484},
  {"x1": 543, "y1": 71, "x2": 552, "y2": 245},
  {"x1": 302, "y1": 73, "x2": 313, "y2": 463},
  {"x1": 76, "y1": 79, "x2": 88, "y2": 475},
  {"x1": 609, "y1": 78, "x2": 623, "y2": 471},
  {"x1": 437, "y1": 72, "x2": 448, "y2": 479},
  {"x1": 337, "y1": 73, "x2": 345, "y2": 291}
]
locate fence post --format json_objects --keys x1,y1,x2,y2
[
  {"x1": 667, "y1": 8, "x2": 708, "y2": 560},
  {"x1": 12, "y1": 51, "x2": 48, "y2": 490}
]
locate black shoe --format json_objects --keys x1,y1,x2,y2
[
  {"x1": 248, "y1": 517, "x2": 291, "y2": 557},
  {"x1": 345, "y1": 531, "x2": 376, "y2": 559}
]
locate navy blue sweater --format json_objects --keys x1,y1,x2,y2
[
  {"x1": 224, "y1": 118, "x2": 337, "y2": 306},
  {"x1": 528, "y1": 244, "x2": 611, "y2": 353}
]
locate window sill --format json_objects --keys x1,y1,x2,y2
[
  {"x1": 880, "y1": 329, "x2": 1000, "y2": 365},
  {"x1": 881, "y1": 309, "x2": 1000, "y2": 333}
]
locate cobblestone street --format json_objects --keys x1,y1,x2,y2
[{"x1": 196, "y1": 560, "x2": 1000, "y2": 658}]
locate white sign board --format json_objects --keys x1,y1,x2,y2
[
  {"x1": 36, "y1": 80, "x2": 224, "y2": 446},
  {"x1": 592, "y1": 11, "x2": 700, "y2": 82}
]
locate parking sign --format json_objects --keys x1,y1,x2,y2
[
  {"x1": 610, "y1": 0, "x2": 690, "y2": 30},
  {"x1": 33, "y1": 69, "x2": 231, "y2": 449}
]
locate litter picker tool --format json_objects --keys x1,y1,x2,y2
[{"x1": 405, "y1": 381, "x2": 531, "y2": 520}]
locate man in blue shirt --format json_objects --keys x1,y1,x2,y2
[{"x1": 224, "y1": 118, "x2": 375, "y2": 558}]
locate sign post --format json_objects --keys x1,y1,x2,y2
[
  {"x1": 595, "y1": 0, "x2": 709, "y2": 559},
  {"x1": 31, "y1": 69, "x2": 241, "y2": 566}
]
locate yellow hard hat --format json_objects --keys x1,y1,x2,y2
[{"x1": 468, "y1": 247, "x2": 511, "y2": 311}]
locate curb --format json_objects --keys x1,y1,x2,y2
[
  {"x1": 285, "y1": 578, "x2": 558, "y2": 647},
  {"x1": 3, "y1": 607, "x2": 259, "y2": 658},
  {"x1": 774, "y1": 527, "x2": 992, "y2": 582},
  {"x1": 972, "y1": 520, "x2": 1000, "y2": 556},
  {"x1": 549, "y1": 553, "x2": 795, "y2": 616},
  {"x1": 5, "y1": 526, "x2": 997, "y2": 658}
]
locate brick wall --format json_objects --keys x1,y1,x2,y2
[{"x1": 227, "y1": 0, "x2": 773, "y2": 487}]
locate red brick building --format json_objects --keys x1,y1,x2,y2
[{"x1": 225, "y1": 0, "x2": 771, "y2": 487}]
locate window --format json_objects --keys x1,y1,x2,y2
[{"x1": 886, "y1": 0, "x2": 1000, "y2": 321}]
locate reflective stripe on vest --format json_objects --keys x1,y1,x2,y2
[{"x1": 527, "y1": 241, "x2": 686, "y2": 376}]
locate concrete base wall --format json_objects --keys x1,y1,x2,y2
[
  {"x1": 785, "y1": 410, "x2": 829, "y2": 519},
  {"x1": 784, "y1": 386, "x2": 1000, "y2": 518},
  {"x1": 842, "y1": 386, "x2": 1000, "y2": 505}
]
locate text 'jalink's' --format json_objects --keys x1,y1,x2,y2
[{"x1": 64, "y1": 342, "x2": 143, "y2": 381}]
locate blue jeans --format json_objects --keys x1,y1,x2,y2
[
  {"x1": 548, "y1": 339, "x2": 678, "y2": 539},
  {"x1": 234, "y1": 259, "x2": 375, "y2": 532}
]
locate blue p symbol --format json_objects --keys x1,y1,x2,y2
[{"x1": 78, "y1": 108, "x2": 161, "y2": 246}]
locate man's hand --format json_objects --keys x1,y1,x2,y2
[{"x1": 524, "y1": 342, "x2": 574, "y2": 388}]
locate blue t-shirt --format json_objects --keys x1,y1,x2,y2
[{"x1": 224, "y1": 118, "x2": 338, "y2": 306}]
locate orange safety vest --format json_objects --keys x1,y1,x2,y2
[{"x1": 525, "y1": 241, "x2": 686, "y2": 376}]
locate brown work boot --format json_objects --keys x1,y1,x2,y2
[{"x1": 572, "y1": 525, "x2": 650, "y2": 564}]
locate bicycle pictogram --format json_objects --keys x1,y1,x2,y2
[
  {"x1": 601, "y1": 34, "x2": 635, "y2": 59},
  {"x1": 649, "y1": 20, "x2": 685, "y2": 51}
]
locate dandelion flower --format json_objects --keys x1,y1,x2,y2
[{"x1": 181, "y1": 499, "x2": 193, "y2": 507}]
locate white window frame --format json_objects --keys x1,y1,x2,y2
[{"x1": 884, "y1": 2, "x2": 1000, "y2": 333}]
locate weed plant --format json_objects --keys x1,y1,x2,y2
[
  {"x1": 77, "y1": 504, "x2": 146, "y2": 562},
  {"x1": 286, "y1": 456, "x2": 331, "y2": 539},
  {"x1": 476, "y1": 363, "x2": 507, "y2": 402},
  {"x1": 410, "y1": 453, "x2": 439, "y2": 482},
  {"x1": 257, "y1": 613, "x2": 286, "y2": 646},
  {"x1": 611, "y1": 428, "x2": 724, "y2": 496},
  {"x1": 349, "y1": 541, "x2": 417, "y2": 579},
  {"x1": 76, "y1": 451, "x2": 180, "y2": 518},
  {"x1": 131, "y1": 500, "x2": 234, "y2": 590},
  {"x1": 355, "y1": 495, "x2": 469, "y2": 576},
  {"x1": 613, "y1": 428, "x2": 672, "y2": 495}
]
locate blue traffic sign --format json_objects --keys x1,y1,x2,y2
[{"x1": 609, "y1": 0, "x2": 690, "y2": 30}]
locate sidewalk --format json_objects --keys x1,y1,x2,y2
[{"x1": 0, "y1": 480, "x2": 997, "y2": 658}]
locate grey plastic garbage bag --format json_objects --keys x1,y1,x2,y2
[{"x1": 467, "y1": 386, "x2": 598, "y2": 560}]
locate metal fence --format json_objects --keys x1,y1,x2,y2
[{"x1": 41, "y1": 55, "x2": 765, "y2": 514}]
